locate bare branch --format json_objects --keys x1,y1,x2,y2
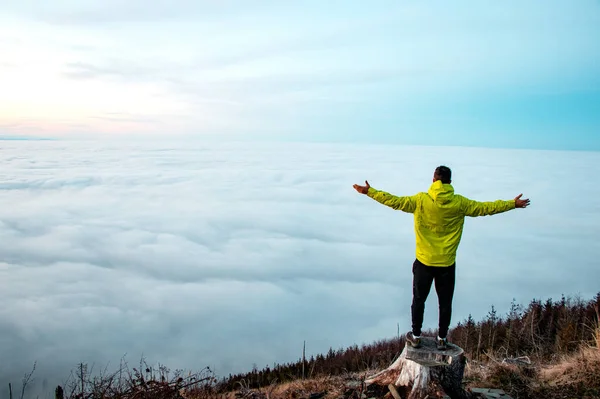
[{"x1": 20, "y1": 361, "x2": 36, "y2": 399}]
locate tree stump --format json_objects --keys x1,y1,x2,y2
[{"x1": 365, "y1": 337, "x2": 480, "y2": 399}]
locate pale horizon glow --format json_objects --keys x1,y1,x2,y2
[{"x1": 0, "y1": 1, "x2": 599, "y2": 149}]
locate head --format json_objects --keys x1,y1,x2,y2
[{"x1": 433, "y1": 165, "x2": 452, "y2": 184}]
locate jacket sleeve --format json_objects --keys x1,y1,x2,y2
[
  {"x1": 459, "y1": 195, "x2": 515, "y2": 217},
  {"x1": 367, "y1": 187, "x2": 418, "y2": 213}
]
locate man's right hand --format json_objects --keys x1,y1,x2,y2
[
  {"x1": 514, "y1": 194, "x2": 530, "y2": 208},
  {"x1": 353, "y1": 180, "x2": 370, "y2": 194}
]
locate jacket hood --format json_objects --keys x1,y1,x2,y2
[{"x1": 428, "y1": 180, "x2": 455, "y2": 204}]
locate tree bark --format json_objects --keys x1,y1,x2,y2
[{"x1": 365, "y1": 337, "x2": 480, "y2": 399}]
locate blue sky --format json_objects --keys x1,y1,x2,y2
[{"x1": 0, "y1": 1, "x2": 599, "y2": 150}]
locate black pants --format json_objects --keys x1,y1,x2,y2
[{"x1": 411, "y1": 259, "x2": 456, "y2": 338}]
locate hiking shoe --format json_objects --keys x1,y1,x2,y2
[
  {"x1": 437, "y1": 337, "x2": 448, "y2": 351},
  {"x1": 406, "y1": 331, "x2": 422, "y2": 348}
]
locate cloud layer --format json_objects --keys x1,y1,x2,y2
[{"x1": 1, "y1": 140, "x2": 599, "y2": 393}]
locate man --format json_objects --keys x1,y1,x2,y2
[{"x1": 353, "y1": 166, "x2": 530, "y2": 350}]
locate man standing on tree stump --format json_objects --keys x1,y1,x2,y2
[{"x1": 353, "y1": 166, "x2": 530, "y2": 350}]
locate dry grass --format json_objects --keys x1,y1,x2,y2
[
  {"x1": 41, "y1": 348, "x2": 599, "y2": 399},
  {"x1": 267, "y1": 376, "x2": 347, "y2": 399},
  {"x1": 483, "y1": 363, "x2": 538, "y2": 398},
  {"x1": 208, "y1": 371, "x2": 383, "y2": 399},
  {"x1": 31, "y1": 320, "x2": 600, "y2": 399},
  {"x1": 594, "y1": 309, "x2": 600, "y2": 349},
  {"x1": 209, "y1": 346, "x2": 600, "y2": 399},
  {"x1": 462, "y1": 345, "x2": 600, "y2": 399},
  {"x1": 539, "y1": 346, "x2": 600, "y2": 387},
  {"x1": 535, "y1": 316, "x2": 600, "y2": 398}
]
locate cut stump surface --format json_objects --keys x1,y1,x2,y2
[{"x1": 405, "y1": 337, "x2": 464, "y2": 366}]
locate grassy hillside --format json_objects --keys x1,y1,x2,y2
[
  {"x1": 216, "y1": 293, "x2": 600, "y2": 393},
  {"x1": 12, "y1": 292, "x2": 600, "y2": 399}
]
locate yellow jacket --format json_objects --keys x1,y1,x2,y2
[{"x1": 367, "y1": 180, "x2": 515, "y2": 267}]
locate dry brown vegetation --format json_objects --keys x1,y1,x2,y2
[
  {"x1": 211, "y1": 346, "x2": 600, "y2": 399},
  {"x1": 459, "y1": 345, "x2": 600, "y2": 399},
  {"x1": 10, "y1": 293, "x2": 600, "y2": 399}
]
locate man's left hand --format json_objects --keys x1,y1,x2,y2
[{"x1": 353, "y1": 180, "x2": 370, "y2": 194}]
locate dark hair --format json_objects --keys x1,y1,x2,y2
[{"x1": 435, "y1": 165, "x2": 452, "y2": 184}]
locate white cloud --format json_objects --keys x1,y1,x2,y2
[{"x1": 0, "y1": 140, "x2": 598, "y2": 393}]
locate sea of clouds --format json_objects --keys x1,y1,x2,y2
[{"x1": 1, "y1": 139, "x2": 598, "y2": 394}]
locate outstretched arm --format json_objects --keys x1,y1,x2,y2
[
  {"x1": 353, "y1": 180, "x2": 417, "y2": 213},
  {"x1": 461, "y1": 193, "x2": 530, "y2": 217}
]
